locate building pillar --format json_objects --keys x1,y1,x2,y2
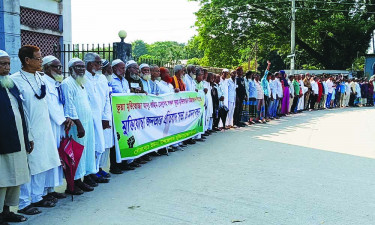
[{"x1": 0, "y1": 0, "x2": 21, "y2": 73}]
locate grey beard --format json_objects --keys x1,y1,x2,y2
[{"x1": 0, "y1": 75, "x2": 14, "y2": 89}]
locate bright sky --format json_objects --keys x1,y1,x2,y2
[{"x1": 71, "y1": 0, "x2": 200, "y2": 45}]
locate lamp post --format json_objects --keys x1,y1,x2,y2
[{"x1": 113, "y1": 30, "x2": 132, "y2": 62}]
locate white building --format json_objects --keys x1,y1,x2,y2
[{"x1": 0, "y1": 0, "x2": 72, "y2": 73}]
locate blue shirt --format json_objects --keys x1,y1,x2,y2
[
  {"x1": 340, "y1": 82, "x2": 346, "y2": 93},
  {"x1": 110, "y1": 74, "x2": 130, "y2": 94},
  {"x1": 261, "y1": 70, "x2": 270, "y2": 97},
  {"x1": 248, "y1": 79, "x2": 257, "y2": 99}
]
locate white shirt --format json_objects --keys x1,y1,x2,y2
[
  {"x1": 11, "y1": 70, "x2": 61, "y2": 175},
  {"x1": 311, "y1": 80, "x2": 319, "y2": 95},
  {"x1": 85, "y1": 71, "x2": 111, "y2": 154},
  {"x1": 219, "y1": 79, "x2": 229, "y2": 107},
  {"x1": 327, "y1": 80, "x2": 334, "y2": 94},
  {"x1": 275, "y1": 78, "x2": 283, "y2": 98},
  {"x1": 288, "y1": 80, "x2": 294, "y2": 98},
  {"x1": 345, "y1": 82, "x2": 351, "y2": 95},
  {"x1": 227, "y1": 78, "x2": 236, "y2": 103},
  {"x1": 269, "y1": 79, "x2": 277, "y2": 99},
  {"x1": 61, "y1": 76, "x2": 96, "y2": 178},
  {"x1": 255, "y1": 80, "x2": 264, "y2": 100},
  {"x1": 322, "y1": 81, "x2": 328, "y2": 95},
  {"x1": 300, "y1": 80, "x2": 308, "y2": 94},
  {"x1": 43, "y1": 75, "x2": 65, "y2": 147},
  {"x1": 203, "y1": 81, "x2": 213, "y2": 115},
  {"x1": 158, "y1": 80, "x2": 174, "y2": 94},
  {"x1": 104, "y1": 83, "x2": 114, "y2": 149},
  {"x1": 183, "y1": 74, "x2": 197, "y2": 91},
  {"x1": 355, "y1": 82, "x2": 361, "y2": 97}
]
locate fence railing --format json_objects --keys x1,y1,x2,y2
[{"x1": 53, "y1": 43, "x2": 224, "y2": 77}]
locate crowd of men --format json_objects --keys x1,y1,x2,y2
[{"x1": 1, "y1": 45, "x2": 374, "y2": 225}]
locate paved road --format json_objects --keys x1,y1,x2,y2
[{"x1": 21, "y1": 108, "x2": 375, "y2": 225}]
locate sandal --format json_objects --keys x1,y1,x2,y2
[
  {"x1": 49, "y1": 192, "x2": 67, "y2": 199},
  {"x1": 32, "y1": 198, "x2": 56, "y2": 208},
  {"x1": 43, "y1": 195, "x2": 58, "y2": 203},
  {"x1": 2, "y1": 212, "x2": 27, "y2": 222},
  {"x1": 17, "y1": 205, "x2": 42, "y2": 215}
]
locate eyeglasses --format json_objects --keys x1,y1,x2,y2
[
  {"x1": 50, "y1": 65, "x2": 62, "y2": 70},
  {"x1": 94, "y1": 61, "x2": 102, "y2": 65},
  {"x1": 73, "y1": 65, "x2": 85, "y2": 69}
]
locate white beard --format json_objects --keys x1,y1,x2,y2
[
  {"x1": 51, "y1": 71, "x2": 64, "y2": 83},
  {"x1": 93, "y1": 69, "x2": 103, "y2": 76},
  {"x1": 72, "y1": 71, "x2": 86, "y2": 86},
  {"x1": 105, "y1": 75, "x2": 113, "y2": 82},
  {"x1": 0, "y1": 75, "x2": 14, "y2": 89}
]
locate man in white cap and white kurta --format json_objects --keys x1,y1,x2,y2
[
  {"x1": 83, "y1": 53, "x2": 111, "y2": 184},
  {"x1": 61, "y1": 58, "x2": 96, "y2": 194},
  {"x1": 97, "y1": 59, "x2": 114, "y2": 178},
  {"x1": 139, "y1": 63, "x2": 151, "y2": 94},
  {"x1": 0, "y1": 50, "x2": 31, "y2": 223},
  {"x1": 109, "y1": 59, "x2": 136, "y2": 172},
  {"x1": 41, "y1": 55, "x2": 74, "y2": 202},
  {"x1": 10, "y1": 45, "x2": 61, "y2": 215}
]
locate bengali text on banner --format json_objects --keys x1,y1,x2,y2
[{"x1": 111, "y1": 91, "x2": 205, "y2": 160}]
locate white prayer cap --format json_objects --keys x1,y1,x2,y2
[
  {"x1": 112, "y1": 59, "x2": 124, "y2": 67},
  {"x1": 68, "y1": 58, "x2": 84, "y2": 68},
  {"x1": 42, "y1": 55, "x2": 58, "y2": 66},
  {"x1": 125, "y1": 60, "x2": 137, "y2": 69},
  {"x1": 222, "y1": 68, "x2": 229, "y2": 72},
  {"x1": 139, "y1": 63, "x2": 150, "y2": 70},
  {"x1": 0, "y1": 50, "x2": 9, "y2": 58}
]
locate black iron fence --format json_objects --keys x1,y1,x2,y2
[
  {"x1": 53, "y1": 43, "x2": 224, "y2": 77},
  {"x1": 54, "y1": 43, "x2": 180, "y2": 76}
]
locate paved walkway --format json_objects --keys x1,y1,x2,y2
[{"x1": 21, "y1": 108, "x2": 375, "y2": 225}]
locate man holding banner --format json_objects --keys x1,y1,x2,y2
[{"x1": 111, "y1": 75, "x2": 206, "y2": 161}]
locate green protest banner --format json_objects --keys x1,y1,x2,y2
[{"x1": 111, "y1": 92, "x2": 205, "y2": 159}]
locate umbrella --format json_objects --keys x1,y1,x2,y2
[{"x1": 58, "y1": 135, "x2": 84, "y2": 194}]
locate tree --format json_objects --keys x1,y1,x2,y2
[
  {"x1": 147, "y1": 41, "x2": 186, "y2": 63},
  {"x1": 191, "y1": 0, "x2": 375, "y2": 69},
  {"x1": 185, "y1": 36, "x2": 205, "y2": 59},
  {"x1": 132, "y1": 40, "x2": 149, "y2": 58}
]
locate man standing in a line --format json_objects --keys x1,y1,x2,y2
[
  {"x1": 0, "y1": 50, "x2": 31, "y2": 224},
  {"x1": 41, "y1": 56, "x2": 71, "y2": 201},
  {"x1": 11, "y1": 45, "x2": 61, "y2": 214}
]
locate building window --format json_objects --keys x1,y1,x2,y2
[
  {"x1": 21, "y1": 30, "x2": 60, "y2": 56},
  {"x1": 20, "y1": 7, "x2": 60, "y2": 31}
]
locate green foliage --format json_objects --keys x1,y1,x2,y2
[
  {"x1": 132, "y1": 40, "x2": 149, "y2": 58},
  {"x1": 187, "y1": 57, "x2": 201, "y2": 65},
  {"x1": 147, "y1": 41, "x2": 186, "y2": 63},
  {"x1": 185, "y1": 36, "x2": 205, "y2": 59},
  {"x1": 191, "y1": 0, "x2": 375, "y2": 69}
]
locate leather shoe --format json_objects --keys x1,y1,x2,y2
[
  {"x1": 75, "y1": 180, "x2": 94, "y2": 192},
  {"x1": 65, "y1": 185, "x2": 84, "y2": 195},
  {"x1": 83, "y1": 176, "x2": 98, "y2": 187},
  {"x1": 110, "y1": 168, "x2": 123, "y2": 174}
]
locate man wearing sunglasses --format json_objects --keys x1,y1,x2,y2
[{"x1": 41, "y1": 56, "x2": 75, "y2": 201}]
